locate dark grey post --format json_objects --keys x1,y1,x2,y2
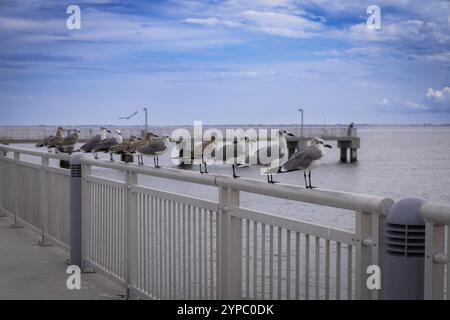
[
  {"x1": 384, "y1": 197, "x2": 426, "y2": 300},
  {"x1": 69, "y1": 153, "x2": 83, "y2": 267}
]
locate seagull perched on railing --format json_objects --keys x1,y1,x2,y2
[
  {"x1": 211, "y1": 136, "x2": 253, "y2": 178},
  {"x1": 93, "y1": 130, "x2": 123, "y2": 159},
  {"x1": 35, "y1": 127, "x2": 64, "y2": 153},
  {"x1": 57, "y1": 129, "x2": 81, "y2": 154},
  {"x1": 247, "y1": 129, "x2": 294, "y2": 166},
  {"x1": 80, "y1": 127, "x2": 111, "y2": 152},
  {"x1": 266, "y1": 137, "x2": 332, "y2": 188},
  {"x1": 136, "y1": 135, "x2": 171, "y2": 167}
]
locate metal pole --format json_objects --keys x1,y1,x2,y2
[
  {"x1": 143, "y1": 108, "x2": 148, "y2": 133},
  {"x1": 298, "y1": 108, "x2": 304, "y2": 138}
]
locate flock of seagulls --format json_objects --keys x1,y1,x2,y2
[{"x1": 35, "y1": 127, "x2": 332, "y2": 188}]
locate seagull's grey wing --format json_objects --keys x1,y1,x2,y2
[
  {"x1": 60, "y1": 134, "x2": 78, "y2": 147},
  {"x1": 81, "y1": 135, "x2": 101, "y2": 151},
  {"x1": 47, "y1": 135, "x2": 63, "y2": 146},
  {"x1": 141, "y1": 140, "x2": 166, "y2": 155},
  {"x1": 282, "y1": 146, "x2": 322, "y2": 171},
  {"x1": 94, "y1": 137, "x2": 117, "y2": 151}
]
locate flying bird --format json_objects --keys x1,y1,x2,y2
[
  {"x1": 266, "y1": 137, "x2": 332, "y2": 187},
  {"x1": 117, "y1": 111, "x2": 138, "y2": 120}
]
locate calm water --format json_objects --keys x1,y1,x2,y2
[{"x1": 11, "y1": 126, "x2": 450, "y2": 232}]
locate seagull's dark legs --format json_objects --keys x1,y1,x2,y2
[
  {"x1": 199, "y1": 164, "x2": 204, "y2": 174},
  {"x1": 308, "y1": 171, "x2": 316, "y2": 189},
  {"x1": 94, "y1": 152, "x2": 98, "y2": 160},
  {"x1": 232, "y1": 164, "x2": 239, "y2": 178},
  {"x1": 110, "y1": 153, "x2": 114, "y2": 161},
  {"x1": 203, "y1": 160, "x2": 208, "y2": 174},
  {"x1": 155, "y1": 156, "x2": 160, "y2": 168},
  {"x1": 267, "y1": 174, "x2": 277, "y2": 184},
  {"x1": 304, "y1": 172, "x2": 309, "y2": 188}
]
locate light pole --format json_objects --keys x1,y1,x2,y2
[
  {"x1": 143, "y1": 107, "x2": 148, "y2": 133},
  {"x1": 298, "y1": 108, "x2": 304, "y2": 138}
]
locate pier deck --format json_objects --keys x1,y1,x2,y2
[{"x1": 0, "y1": 216, "x2": 123, "y2": 300}]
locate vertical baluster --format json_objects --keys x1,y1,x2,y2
[
  {"x1": 336, "y1": 242, "x2": 341, "y2": 300},
  {"x1": 203, "y1": 209, "x2": 207, "y2": 299},
  {"x1": 253, "y1": 221, "x2": 258, "y2": 299},
  {"x1": 305, "y1": 234, "x2": 310, "y2": 300},
  {"x1": 188, "y1": 205, "x2": 192, "y2": 300},
  {"x1": 210, "y1": 210, "x2": 214, "y2": 299},
  {"x1": 286, "y1": 230, "x2": 291, "y2": 300},
  {"x1": 325, "y1": 239, "x2": 330, "y2": 300},
  {"x1": 269, "y1": 225, "x2": 274, "y2": 299},
  {"x1": 277, "y1": 227, "x2": 282, "y2": 300},
  {"x1": 347, "y1": 245, "x2": 353, "y2": 300},
  {"x1": 193, "y1": 206, "x2": 197, "y2": 299},
  {"x1": 183, "y1": 204, "x2": 187, "y2": 298},
  {"x1": 246, "y1": 219, "x2": 250, "y2": 298},
  {"x1": 295, "y1": 232, "x2": 300, "y2": 300},
  {"x1": 315, "y1": 236, "x2": 320, "y2": 300},
  {"x1": 261, "y1": 224, "x2": 266, "y2": 300}
]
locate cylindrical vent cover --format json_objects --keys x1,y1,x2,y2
[{"x1": 384, "y1": 197, "x2": 426, "y2": 300}]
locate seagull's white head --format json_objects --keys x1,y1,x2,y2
[
  {"x1": 310, "y1": 138, "x2": 332, "y2": 149},
  {"x1": 278, "y1": 129, "x2": 295, "y2": 138}
]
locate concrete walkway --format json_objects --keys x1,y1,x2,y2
[{"x1": 0, "y1": 215, "x2": 124, "y2": 300}]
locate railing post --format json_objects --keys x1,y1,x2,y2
[
  {"x1": 424, "y1": 221, "x2": 445, "y2": 300},
  {"x1": 9, "y1": 152, "x2": 23, "y2": 228},
  {"x1": 217, "y1": 187, "x2": 242, "y2": 300},
  {"x1": 355, "y1": 211, "x2": 372, "y2": 299},
  {"x1": 125, "y1": 170, "x2": 138, "y2": 299},
  {"x1": 69, "y1": 154, "x2": 83, "y2": 267},
  {"x1": 37, "y1": 156, "x2": 52, "y2": 246},
  {"x1": 0, "y1": 148, "x2": 5, "y2": 217},
  {"x1": 81, "y1": 161, "x2": 94, "y2": 272}
]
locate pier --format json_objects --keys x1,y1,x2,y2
[
  {"x1": 0, "y1": 144, "x2": 449, "y2": 300},
  {"x1": 0, "y1": 125, "x2": 361, "y2": 163}
]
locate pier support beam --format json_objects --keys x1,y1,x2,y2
[
  {"x1": 350, "y1": 148, "x2": 358, "y2": 163},
  {"x1": 340, "y1": 148, "x2": 348, "y2": 163}
]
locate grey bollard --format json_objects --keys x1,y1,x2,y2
[
  {"x1": 384, "y1": 197, "x2": 426, "y2": 300},
  {"x1": 69, "y1": 153, "x2": 83, "y2": 268}
]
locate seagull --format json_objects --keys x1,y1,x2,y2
[
  {"x1": 80, "y1": 127, "x2": 111, "y2": 152},
  {"x1": 211, "y1": 136, "x2": 252, "y2": 178},
  {"x1": 247, "y1": 129, "x2": 294, "y2": 166},
  {"x1": 93, "y1": 130, "x2": 123, "y2": 159},
  {"x1": 136, "y1": 135, "x2": 170, "y2": 167},
  {"x1": 266, "y1": 137, "x2": 332, "y2": 187},
  {"x1": 57, "y1": 129, "x2": 81, "y2": 153},
  {"x1": 35, "y1": 127, "x2": 65, "y2": 153},
  {"x1": 127, "y1": 132, "x2": 159, "y2": 154},
  {"x1": 109, "y1": 135, "x2": 137, "y2": 161},
  {"x1": 117, "y1": 111, "x2": 138, "y2": 120}
]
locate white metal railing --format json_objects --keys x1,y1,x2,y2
[
  {"x1": 80, "y1": 154, "x2": 392, "y2": 300},
  {"x1": 420, "y1": 203, "x2": 450, "y2": 300},
  {"x1": 0, "y1": 145, "x2": 71, "y2": 249},
  {"x1": 1, "y1": 144, "x2": 391, "y2": 300}
]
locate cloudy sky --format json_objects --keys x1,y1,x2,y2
[{"x1": 0, "y1": 0, "x2": 449, "y2": 125}]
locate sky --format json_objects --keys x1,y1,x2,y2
[{"x1": 0, "y1": 0, "x2": 449, "y2": 126}]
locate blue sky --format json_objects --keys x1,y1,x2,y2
[{"x1": 0, "y1": 0, "x2": 449, "y2": 125}]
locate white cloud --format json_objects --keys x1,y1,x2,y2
[{"x1": 376, "y1": 97, "x2": 391, "y2": 105}]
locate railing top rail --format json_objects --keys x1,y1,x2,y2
[
  {"x1": 82, "y1": 157, "x2": 393, "y2": 215},
  {"x1": 0, "y1": 144, "x2": 71, "y2": 161},
  {"x1": 420, "y1": 202, "x2": 450, "y2": 225}
]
